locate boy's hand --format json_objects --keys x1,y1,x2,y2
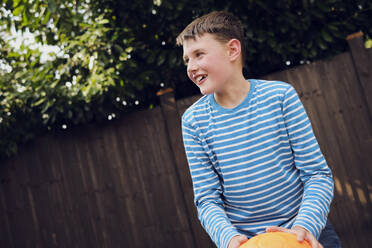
[
  {"x1": 228, "y1": 235, "x2": 248, "y2": 248},
  {"x1": 266, "y1": 226, "x2": 323, "y2": 248}
]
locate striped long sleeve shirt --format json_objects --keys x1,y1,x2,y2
[{"x1": 181, "y1": 79, "x2": 334, "y2": 248}]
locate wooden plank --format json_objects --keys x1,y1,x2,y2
[
  {"x1": 46, "y1": 132, "x2": 77, "y2": 248},
  {"x1": 0, "y1": 158, "x2": 16, "y2": 248},
  {"x1": 140, "y1": 108, "x2": 184, "y2": 246},
  {"x1": 72, "y1": 124, "x2": 110, "y2": 248},
  {"x1": 54, "y1": 128, "x2": 95, "y2": 248},
  {"x1": 101, "y1": 119, "x2": 137, "y2": 246},
  {"x1": 347, "y1": 32, "x2": 372, "y2": 118},
  {"x1": 160, "y1": 90, "x2": 214, "y2": 248},
  {"x1": 137, "y1": 109, "x2": 178, "y2": 246},
  {"x1": 116, "y1": 112, "x2": 154, "y2": 247},
  {"x1": 27, "y1": 137, "x2": 64, "y2": 248},
  {"x1": 13, "y1": 147, "x2": 46, "y2": 248},
  {"x1": 126, "y1": 107, "x2": 194, "y2": 247},
  {"x1": 110, "y1": 116, "x2": 144, "y2": 247},
  {"x1": 176, "y1": 94, "x2": 202, "y2": 117},
  {"x1": 36, "y1": 136, "x2": 66, "y2": 248},
  {"x1": 84, "y1": 125, "x2": 116, "y2": 248}
]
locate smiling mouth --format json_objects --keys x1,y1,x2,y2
[{"x1": 195, "y1": 75, "x2": 207, "y2": 84}]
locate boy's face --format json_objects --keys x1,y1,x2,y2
[{"x1": 182, "y1": 33, "x2": 233, "y2": 95}]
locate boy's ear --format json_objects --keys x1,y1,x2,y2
[{"x1": 227, "y1": 39, "x2": 241, "y2": 62}]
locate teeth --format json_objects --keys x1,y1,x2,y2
[{"x1": 196, "y1": 75, "x2": 206, "y2": 82}]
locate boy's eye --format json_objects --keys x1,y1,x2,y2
[{"x1": 196, "y1": 52, "x2": 203, "y2": 57}]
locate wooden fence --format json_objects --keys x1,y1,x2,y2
[{"x1": 0, "y1": 33, "x2": 371, "y2": 248}]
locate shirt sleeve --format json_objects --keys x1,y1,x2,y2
[
  {"x1": 281, "y1": 85, "x2": 334, "y2": 238},
  {"x1": 182, "y1": 117, "x2": 241, "y2": 248}
]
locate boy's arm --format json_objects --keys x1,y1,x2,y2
[
  {"x1": 182, "y1": 118, "x2": 242, "y2": 248},
  {"x1": 281, "y1": 84, "x2": 334, "y2": 238}
]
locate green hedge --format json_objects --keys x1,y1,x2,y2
[{"x1": 0, "y1": 0, "x2": 371, "y2": 158}]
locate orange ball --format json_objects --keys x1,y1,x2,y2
[{"x1": 240, "y1": 232, "x2": 312, "y2": 248}]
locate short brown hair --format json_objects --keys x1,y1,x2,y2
[{"x1": 176, "y1": 11, "x2": 246, "y2": 66}]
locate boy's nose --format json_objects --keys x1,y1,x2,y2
[{"x1": 187, "y1": 61, "x2": 198, "y2": 74}]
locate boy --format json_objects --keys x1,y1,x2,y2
[{"x1": 177, "y1": 11, "x2": 341, "y2": 248}]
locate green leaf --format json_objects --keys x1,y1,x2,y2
[
  {"x1": 318, "y1": 40, "x2": 327, "y2": 50},
  {"x1": 41, "y1": 100, "x2": 54, "y2": 113},
  {"x1": 125, "y1": 47, "x2": 134, "y2": 53},
  {"x1": 157, "y1": 52, "x2": 166, "y2": 66},
  {"x1": 246, "y1": 30, "x2": 254, "y2": 38},
  {"x1": 301, "y1": 48, "x2": 308, "y2": 57},
  {"x1": 317, "y1": 3, "x2": 331, "y2": 12},
  {"x1": 310, "y1": 48, "x2": 317, "y2": 57},
  {"x1": 168, "y1": 52, "x2": 178, "y2": 66},
  {"x1": 97, "y1": 18, "x2": 109, "y2": 25},
  {"x1": 42, "y1": 11, "x2": 51, "y2": 25},
  {"x1": 147, "y1": 51, "x2": 157, "y2": 64},
  {"x1": 13, "y1": 5, "x2": 24, "y2": 16},
  {"x1": 48, "y1": 0, "x2": 57, "y2": 13},
  {"x1": 32, "y1": 98, "x2": 46, "y2": 107},
  {"x1": 268, "y1": 39, "x2": 276, "y2": 48},
  {"x1": 114, "y1": 44, "x2": 123, "y2": 53},
  {"x1": 119, "y1": 53, "x2": 128, "y2": 61},
  {"x1": 13, "y1": 0, "x2": 22, "y2": 8},
  {"x1": 328, "y1": 24, "x2": 338, "y2": 31},
  {"x1": 321, "y1": 30, "x2": 333, "y2": 42},
  {"x1": 365, "y1": 39, "x2": 372, "y2": 49},
  {"x1": 22, "y1": 8, "x2": 29, "y2": 26}
]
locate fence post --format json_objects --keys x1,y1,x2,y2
[
  {"x1": 157, "y1": 88, "x2": 214, "y2": 248},
  {"x1": 346, "y1": 32, "x2": 372, "y2": 117}
]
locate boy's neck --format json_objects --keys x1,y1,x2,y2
[{"x1": 214, "y1": 72, "x2": 250, "y2": 109}]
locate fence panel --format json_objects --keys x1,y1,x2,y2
[
  {"x1": 0, "y1": 107, "x2": 195, "y2": 248},
  {"x1": 262, "y1": 51, "x2": 372, "y2": 248}
]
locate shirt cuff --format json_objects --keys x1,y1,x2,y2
[
  {"x1": 222, "y1": 229, "x2": 243, "y2": 248},
  {"x1": 293, "y1": 219, "x2": 321, "y2": 239}
]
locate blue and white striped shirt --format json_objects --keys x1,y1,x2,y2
[{"x1": 181, "y1": 79, "x2": 334, "y2": 248}]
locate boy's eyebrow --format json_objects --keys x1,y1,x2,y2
[{"x1": 183, "y1": 48, "x2": 203, "y2": 61}]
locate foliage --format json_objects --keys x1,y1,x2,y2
[{"x1": 0, "y1": 0, "x2": 371, "y2": 158}]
